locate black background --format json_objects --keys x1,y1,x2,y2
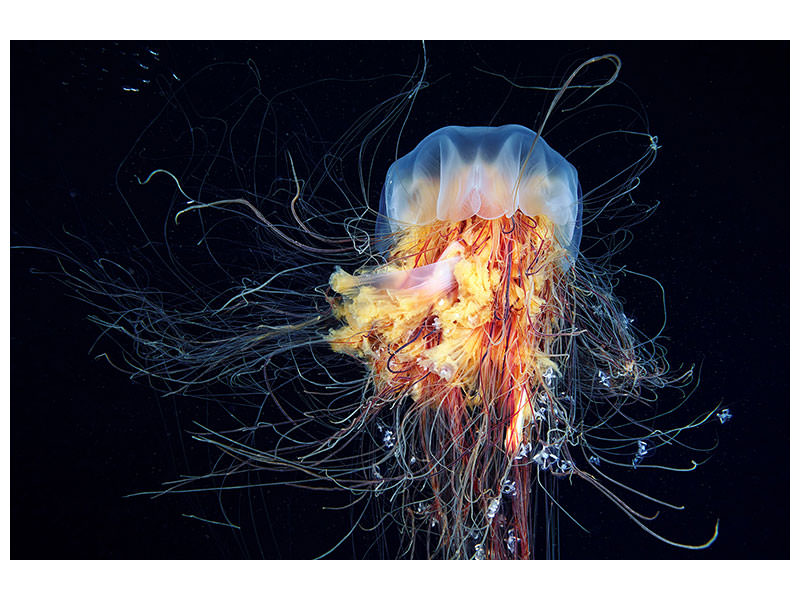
[{"x1": 11, "y1": 41, "x2": 789, "y2": 559}]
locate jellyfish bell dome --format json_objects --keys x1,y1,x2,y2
[{"x1": 377, "y1": 124, "x2": 583, "y2": 258}]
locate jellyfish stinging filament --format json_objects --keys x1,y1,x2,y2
[{"x1": 328, "y1": 125, "x2": 584, "y2": 559}]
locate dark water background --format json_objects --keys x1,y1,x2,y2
[{"x1": 10, "y1": 41, "x2": 788, "y2": 559}]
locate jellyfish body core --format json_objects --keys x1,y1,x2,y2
[{"x1": 328, "y1": 125, "x2": 581, "y2": 559}]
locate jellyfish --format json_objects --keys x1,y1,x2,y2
[{"x1": 31, "y1": 50, "x2": 719, "y2": 559}]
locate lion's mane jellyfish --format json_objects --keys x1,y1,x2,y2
[{"x1": 40, "y1": 51, "x2": 719, "y2": 559}]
